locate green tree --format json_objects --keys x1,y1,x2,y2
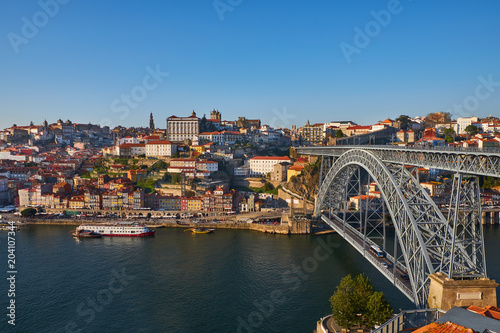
[
  {"x1": 336, "y1": 130, "x2": 344, "y2": 138},
  {"x1": 395, "y1": 115, "x2": 411, "y2": 130},
  {"x1": 330, "y1": 275, "x2": 358, "y2": 328},
  {"x1": 163, "y1": 173, "x2": 172, "y2": 183},
  {"x1": 171, "y1": 173, "x2": 181, "y2": 184},
  {"x1": 482, "y1": 176, "x2": 500, "y2": 189},
  {"x1": 330, "y1": 274, "x2": 392, "y2": 329},
  {"x1": 263, "y1": 182, "x2": 275, "y2": 192},
  {"x1": 365, "y1": 292, "x2": 393, "y2": 327},
  {"x1": 444, "y1": 128, "x2": 456, "y2": 143},
  {"x1": 465, "y1": 125, "x2": 478, "y2": 138},
  {"x1": 21, "y1": 207, "x2": 37, "y2": 218},
  {"x1": 149, "y1": 160, "x2": 168, "y2": 171}
]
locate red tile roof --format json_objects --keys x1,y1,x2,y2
[
  {"x1": 146, "y1": 140, "x2": 173, "y2": 145},
  {"x1": 250, "y1": 156, "x2": 291, "y2": 161},
  {"x1": 412, "y1": 321, "x2": 473, "y2": 333}
]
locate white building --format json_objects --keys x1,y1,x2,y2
[
  {"x1": 170, "y1": 159, "x2": 197, "y2": 168},
  {"x1": 166, "y1": 111, "x2": 200, "y2": 143},
  {"x1": 167, "y1": 159, "x2": 218, "y2": 176},
  {"x1": 118, "y1": 143, "x2": 146, "y2": 158},
  {"x1": 457, "y1": 117, "x2": 479, "y2": 134},
  {"x1": 248, "y1": 156, "x2": 292, "y2": 177},
  {"x1": 118, "y1": 136, "x2": 140, "y2": 145},
  {"x1": 197, "y1": 161, "x2": 218, "y2": 173},
  {"x1": 145, "y1": 140, "x2": 177, "y2": 157},
  {"x1": 199, "y1": 131, "x2": 242, "y2": 145},
  {"x1": 234, "y1": 166, "x2": 249, "y2": 177}
]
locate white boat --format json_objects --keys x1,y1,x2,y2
[{"x1": 76, "y1": 222, "x2": 155, "y2": 237}]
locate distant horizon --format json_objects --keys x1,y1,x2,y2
[{"x1": 2, "y1": 1, "x2": 499, "y2": 131}]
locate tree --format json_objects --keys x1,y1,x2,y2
[
  {"x1": 336, "y1": 130, "x2": 344, "y2": 138},
  {"x1": 330, "y1": 274, "x2": 392, "y2": 330},
  {"x1": 171, "y1": 173, "x2": 181, "y2": 184},
  {"x1": 465, "y1": 125, "x2": 478, "y2": 138},
  {"x1": 21, "y1": 207, "x2": 37, "y2": 218},
  {"x1": 263, "y1": 182, "x2": 275, "y2": 192},
  {"x1": 482, "y1": 176, "x2": 500, "y2": 189},
  {"x1": 444, "y1": 128, "x2": 456, "y2": 143},
  {"x1": 396, "y1": 115, "x2": 411, "y2": 130},
  {"x1": 330, "y1": 275, "x2": 357, "y2": 328},
  {"x1": 150, "y1": 160, "x2": 168, "y2": 171},
  {"x1": 365, "y1": 292, "x2": 393, "y2": 327}
]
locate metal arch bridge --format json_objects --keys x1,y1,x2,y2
[{"x1": 296, "y1": 145, "x2": 500, "y2": 307}]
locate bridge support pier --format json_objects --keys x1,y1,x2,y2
[
  {"x1": 482, "y1": 212, "x2": 490, "y2": 225},
  {"x1": 428, "y1": 273, "x2": 498, "y2": 311}
]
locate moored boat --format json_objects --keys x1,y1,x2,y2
[
  {"x1": 186, "y1": 228, "x2": 215, "y2": 234},
  {"x1": 76, "y1": 222, "x2": 155, "y2": 237}
]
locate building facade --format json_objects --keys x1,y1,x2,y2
[
  {"x1": 248, "y1": 156, "x2": 292, "y2": 177},
  {"x1": 145, "y1": 140, "x2": 177, "y2": 157},
  {"x1": 166, "y1": 111, "x2": 200, "y2": 143}
]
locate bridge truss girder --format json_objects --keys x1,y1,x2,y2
[
  {"x1": 297, "y1": 146, "x2": 500, "y2": 178},
  {"x1": 315, "y1": 149, "x2": 487, "y2": 307}
]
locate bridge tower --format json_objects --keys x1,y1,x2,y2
[{"x1": 428, "y1": 174, "x2": 497, "y2": 311}]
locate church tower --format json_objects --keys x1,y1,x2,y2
[{"x1": 149, "y1": 113, "x2": 155, "y2": 130}]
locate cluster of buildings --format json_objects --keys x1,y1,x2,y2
[{"x1": 1, "y1": 110, "x2": 500, "y2": 216}]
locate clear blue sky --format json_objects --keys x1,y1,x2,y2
[{"x1": 1, "y1": 0, "x2": 499, "y2": 130}]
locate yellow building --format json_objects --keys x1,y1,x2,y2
[
  {"x1": 190, "y1": 145, "x2": 205, "y2": 154},
  {"x1": 287, "y1": 165, "x2": 304, "y2": 182},
  {"x1": 68, "y1": 196, "x2": 85, "y2": 209},
  {"x1": 187, "y1": 197, "x2": 202, "y2": 211}
]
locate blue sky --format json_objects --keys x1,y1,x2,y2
[{"x1": 1, "y1": 0, "x2": 499, "y2": 130}]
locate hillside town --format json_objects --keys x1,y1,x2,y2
[{"x1": 1, "y1": 111, "x2": 500, "y2": 218}]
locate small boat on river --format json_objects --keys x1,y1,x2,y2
[{"x1": 186, "y1": 228, "x2": 215, "y2": 234}]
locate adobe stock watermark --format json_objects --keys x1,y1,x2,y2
[
  {"x1": 213, "y1": 0, "x2": 243, "y2": 21},
  {"x1": 444, "y1": 74, "x2": 500, "y2": 119},
  {"x1": 236, "y1": 235, "x2": 339, "y2": 333},
  {"x1": 269, "y1": 107, "x2": 296, "y2": 129},
  {"x1": 99, "y1": 64, "x2": 169, "y2": 129},
  {"x1": 7, "y1": 0, "x2": 71, "y2": 54},
  {"x1": 340, "y1": 0, "x2": 408, "y2": 64},
  {"x1": 64, "y1": 268, "x2": 135, "y2": 333}
]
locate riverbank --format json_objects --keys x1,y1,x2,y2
[{"x1": 21, "y1": 218, "x2": 316, "y2": 235}]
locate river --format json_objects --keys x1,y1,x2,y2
[{"x1": 1, "y1": 224, "x2": 499, "y2": 332}]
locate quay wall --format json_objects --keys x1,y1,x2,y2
[{"x1": 23, "y1": 219, "x2": 311, "y2": 234}]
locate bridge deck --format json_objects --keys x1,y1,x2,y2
[{"x1": 320, "y1": 214, "x2": 415, "y2": 303}]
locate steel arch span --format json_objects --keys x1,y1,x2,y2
[{"x1": 315, "y1": 149, "x2": 486, "y2": 307}]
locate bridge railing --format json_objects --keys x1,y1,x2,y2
[
  {"x1": 371, "y1": 308, "x2": 445, "y2": 333},
  {"x1": 321, "y1": 214, "x2": 415, "y2": 302}
]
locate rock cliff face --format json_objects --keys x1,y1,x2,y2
[{"x1": 285, "y1": 161, "x2": 320, "y2": 201}]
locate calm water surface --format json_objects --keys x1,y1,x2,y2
[{"x1": 1, "y1": 224, "x2": 500, "y2": 332}]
